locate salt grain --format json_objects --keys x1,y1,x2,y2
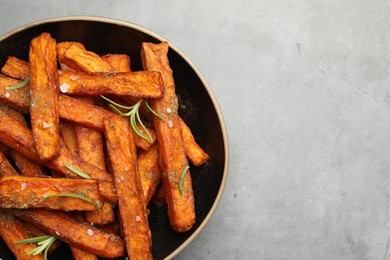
[
  {"x1": 4, "y1": 92, "x2": 10, "y2": 98},
  {"x1": 43, "y1": 122, "x2": 54, "y2": 129},
  {"x1": 87, "y1": 229, "x2": 94, "y2": 236},
  {"x1": 60, "y1": 83, "x2": 70, "y2": 93},
  {"x1": 166, "y1": 107, "x2": 172, "y2": 114},
  {"x1": 70, "y1": 75, "x2": 79, "y2": 80},
  {"x1": 168, "y1": 120, "x2": 173, "y2": 128},
  {"x1": 20, "y1": 182, "x2": 26, "y2": 191},
  {"x1": 135, "y1": 216, "x2": 141, "y2": 222}
]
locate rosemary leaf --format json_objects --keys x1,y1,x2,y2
[
  {"x1": 43, "y1": 236, "x2": 56, "y2": 260},
  {"x1": 179, "y1": 166, "x2": 190, "y2": 196},
  {"x1": 40, "y1": 193, "x2": 94, "y2": 204},
  {"x1": 14, "y1": 235, "x2": 51, "y2": 245},
  {"x1": 63, "y1": 162, "x2": 91, "y2": 179},
  {"x1": 6, "y1": 77, "x2": 30, "y2": 90}
]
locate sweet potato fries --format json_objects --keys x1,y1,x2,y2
[{"x1": 0, "y1": 33, "x2": 210, "y2": 259}]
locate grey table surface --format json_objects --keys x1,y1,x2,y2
[{"x1": 1, "y1": 1, "x2": 390, "y2": 259}]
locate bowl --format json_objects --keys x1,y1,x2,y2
[{"x1": 0, "y1": 16, "x2": 228, "y2": 259}]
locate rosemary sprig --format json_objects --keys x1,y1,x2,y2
[
  {"x1": 15, "y1": 235, "x2": 56, "y2": 260},
  {"x1": 179, "y1": 166, "x2": 190, "y2": 196},
  {"x1": 6, "y1": 77, "x2": 30, "y2": 90},
  {"x1": 40, "y1": 193, "x2": 94, "y2": 204},
  {"x1": 100, "y1": 95, "x2": 163, "y2": 143},
  {"x1": 63, "y1": 162, "x2": 91, "y2": 179}
]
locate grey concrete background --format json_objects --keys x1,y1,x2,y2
[{"x1": 1, "y1": 1, "x2": 390, "y2": 259}]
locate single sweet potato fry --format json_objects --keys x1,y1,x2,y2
[
  {"x1": 179, "y1": 117, "x2": 210, "y2": 166},
  {"x1": 59, "y1": 120, "x2": 79, "y2": 155},
  {"x1": 1, "y1": 56, "x2": 30, "y2": 80},
  {"x1": 138, "y1": 143, "x2": 161, "y2": 204},
  {"x1": 101, "y1": 54, "x2": 131, "y2": 72},
  {"x1": 141, "y1": 41, "x2": 195, "y2": 232},
  {"x1": 0, "y1": 74, "x2": 31, "y2": 113},
  {"x1": 11, "y1": 209, "x2": 125, "y2": 259},
  {"x1": 0, "y1": 176, "x2": 102, "y2": 211},
  {"x1": 0, "y1": 210, "x2": 43, "y2": 260},
  {"x1": 57, "y1": 42, "x2": 114, "y2": 73},
  {"x1": 104, "y1": 115, "x2": 152, "y2": 259},
  {"x1": 58, "y1": 70, "x2": 163, "y2": 98},
  {"x1": 29, "y1": 32, "x2": 60, "y2": 161}
]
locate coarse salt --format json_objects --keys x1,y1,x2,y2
[
  {"x1": 70, "y1": 75, "x2": 79, "y2": 80},
  {"x1": 87, "y1": 229, "x2": 94, "y2": 236},
  {"x1": 20, "y1": 182, "x2": 26, "y2": 191},
  {"x1": 4, "y1": 92, "x2": 10, "y2": 98},
  {"x1": 135, "y1": 215, "x2": 141, "y2": 222},
  {"x1": 43, "y1": 122, "x2": 54, "y2": 129},
  {"x1": 166, "y1": 107, "x2": 172, "y2": 114},
  {"x1": 60, "y1": 83, "x2": 70, "y2": 93},
  {"x1": 168, "y1": 120, "x2": 173, "y2": 128}
]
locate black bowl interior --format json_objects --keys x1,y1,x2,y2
[{"x1": 0, "y1": 18, "x2": 227, "y2": 260}]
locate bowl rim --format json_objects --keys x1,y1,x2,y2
[{"x1": 0, "y1": 15, "x2": 229, "y2": 259}]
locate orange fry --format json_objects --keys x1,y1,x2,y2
[
  {"x1": 138, "y1": 143, "x2": 161, "y2": 204},
  {"x1": 29, "y1": 32, "x2": 60, "y2": 161},
  {"x1": 0, "y1": 176, "x2": 101, "y2": 211},
  {"x1": 58, "y1": 70, "x2": 163, "y2": 98},
  {"x1": 141, "y1": 41, "x2": 195, "y2": 232},
  {"x1": 57, "y1": 42, "x2": 114, "y2": 72},
  {"x1": 104, "y1": 115, "x2": 152, "y2": 259},
  {"x1": 179, "y1": 117, "x2": 210, "y2": 166},
  {"x1": 1, "y1": 56, "x2": 30, "y2": 80},
  {"x1": 59, "y1": 120, "x2": 79, "y2": 155},
  {"x1": 101, "y1": 54, "x2": 131, "y2": 72},
  {"x1": 0, "y1": 74, "x2": 31, "y2": 113}
]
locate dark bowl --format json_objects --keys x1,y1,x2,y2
[{"x1": 0, "y1": 16, "x2": 228, "y2": 259}]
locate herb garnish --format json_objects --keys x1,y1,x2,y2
[
  {"x1": 40, "y1": 193, "x2": 94, "y2": 204},
  {"x1": 63, "y1": 162, "x2": 91, "y2": 179},
  {"x1": 179, "y1": 166, "x2": 190, "y2": 196},
  {"x1": 6, "y1": 77, "x2": 30, "y2": 90},
  {"x1": 100, "y1": 96, "x2": 163, "y2": 142},
  {"x1": 14, "y1": 235, "x2": 56, "y2": 260}
]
